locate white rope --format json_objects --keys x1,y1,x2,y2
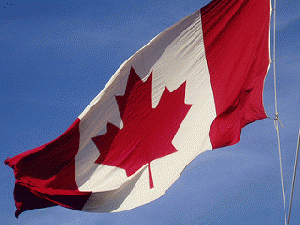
[
  {"x1": 272, "y1": 0, "x2": 287, "y2": 224},
  {"x1": 274, "y1": 118, "x2": 287, "y2": 225},
  {"x1": 273, "y1": 1, "x2": 278, "y2": 116},
  {"x1": 287, "y1": 127, "x2": 300, "y2": 225}
]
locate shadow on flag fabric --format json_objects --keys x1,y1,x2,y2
[{"x1": 5, "y1": 0, "x2": 271, "y2": 217}]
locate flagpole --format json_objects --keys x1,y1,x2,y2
[
  {"x1": 271, "y1": 0, "x2": 288, "y2": 224},
  {"x1": 287, "y1": 127, "x2": 300, "y2": 225}
]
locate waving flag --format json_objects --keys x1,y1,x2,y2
[{"x1": 5, "y1": 0, "x2": 271, "y2": 217}]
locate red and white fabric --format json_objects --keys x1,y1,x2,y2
[{"x1": 5, "y1": 0, "x2": 271, "y2": 217}]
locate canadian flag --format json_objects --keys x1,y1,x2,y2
[{"x1": 5, "y1": 0, "x2": 271, "y2": 217}]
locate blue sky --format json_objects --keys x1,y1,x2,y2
[{"x1": 1, "y1": 0, "x2": 300, "y2": 224}]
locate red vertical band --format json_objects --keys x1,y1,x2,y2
[
  {"x1": 201, "y1": 0, "x2": 270, "y2": 148},
  {"x1": 5, "y1": 119, "x2": 91, "y2": 217}
]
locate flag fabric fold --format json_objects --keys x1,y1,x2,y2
[{"x1": 5, "y1": 0, "x2": 271, "y2": 217}]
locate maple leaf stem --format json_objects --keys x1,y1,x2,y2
[{"x1": 148, "y1": 163, "x2": 154, "y2": 189}]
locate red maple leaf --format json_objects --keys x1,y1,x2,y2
[{"x1": 92, "y1": 67, "x2": 191, "y2": 188}]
